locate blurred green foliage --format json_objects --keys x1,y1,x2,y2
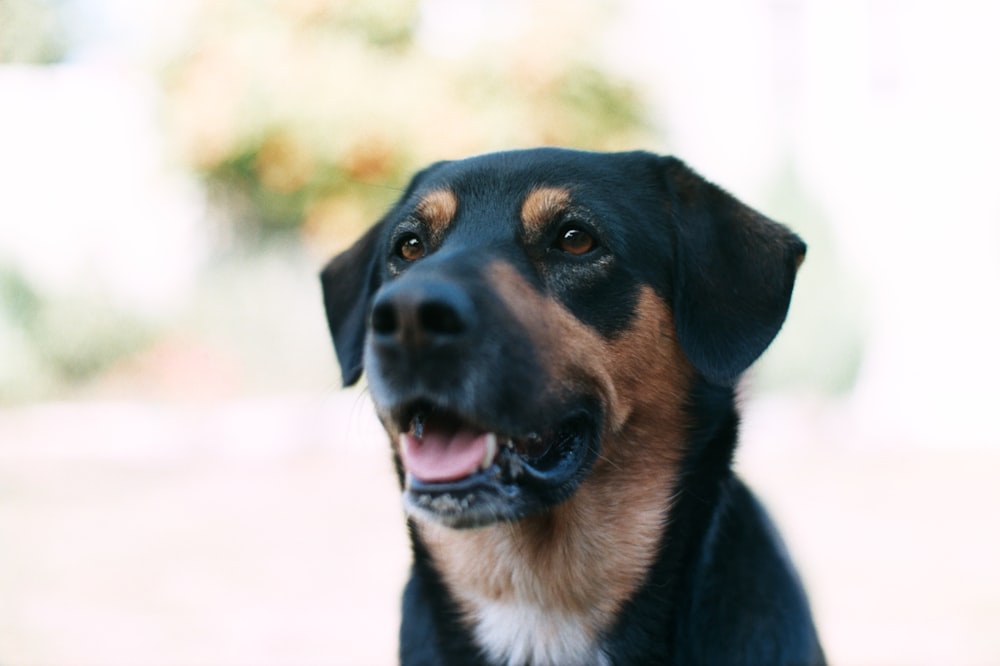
[
  {"x1": 0, "y1": 0, "x2": 68, "y2": 64},
  {"x1": 0, "y1": 269, "x2": 154, "y2": 402},
  {"x1": 160, "y1": 0, "x2": 649, "y2": 251}
]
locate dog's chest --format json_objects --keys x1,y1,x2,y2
[{"x1": 470, "y1": 599, "x2": 611, "y2": 666}]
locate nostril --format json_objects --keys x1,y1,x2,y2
[
  {"x1": 371, "y1": 302, "x2": 398, "y2": 337},
  {"x1": 370, "y1": 281, "x2": 474, "y2": 348},
  {"x1": 418, "y1": 300, "x2": 466, "y2": 336}
]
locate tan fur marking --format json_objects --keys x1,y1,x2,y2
[
  {"x1": 520, "y1": 187, "x2": 572, "y2": 242},
  {"x1": 416, "y1": 263, "x2": 692, "y2": 657},
  {"x1": 415, "y1": 189, "x2": 458, "y2": 239}
]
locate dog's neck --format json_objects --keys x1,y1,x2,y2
[{"x1": 416, "y1": 424, "x2": 683, "y2": 666}]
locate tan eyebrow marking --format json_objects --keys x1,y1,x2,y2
[
  {"x1": 521, "y1": 186, "x2": 572, "y2": 243},
  {"x1": 415, "y1": 189, "x2": 459, "y2": 239}
]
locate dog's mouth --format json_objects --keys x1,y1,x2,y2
[
  {"x1": 399, "y1": 404, "x2": 578, "y2": 483},
  {"x1": 391, "y1": 400, "x2": 600, "y2": 528}
]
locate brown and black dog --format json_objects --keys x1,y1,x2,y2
[{"x1": 321, "y1": 148, "x2": 823, "y2": 665}]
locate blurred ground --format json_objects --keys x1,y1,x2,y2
[{"x1": 1, "y1": 392, "x2": 998, "y2": 665}]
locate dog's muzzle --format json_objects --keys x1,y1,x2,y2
[{"x1": 364, "y1": 268, "x2": 602, "y2": 528}]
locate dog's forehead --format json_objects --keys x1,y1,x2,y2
[
  {"x1": 403, "y1": 149, "x2": 659, "y2": 237},
  {"x1": 418, "y1": 148, "x2": 651, "y2": 197}
]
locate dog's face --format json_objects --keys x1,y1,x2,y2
[{"x1": 322, "y1": 148, "x2": 804, "y2": 529}]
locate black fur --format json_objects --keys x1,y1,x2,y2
[{"x1": 321, "y1": 148, "x2": 823, "y2": 665}]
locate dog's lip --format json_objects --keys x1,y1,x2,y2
[{"x1": 392, "y1": 402, "x2": 590, "y2": 487}]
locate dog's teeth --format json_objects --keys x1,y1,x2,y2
[{"x1": 480, "y1": 433, "x2": 498, "y2": 471}]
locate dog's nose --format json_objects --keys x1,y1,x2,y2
[{"x1": 370, "y1": 280, "x2": 475, "y2": 350}]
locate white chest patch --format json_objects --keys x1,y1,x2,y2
[{"x1": 471, "y1": 600, "x2": 610, "y2": 666}]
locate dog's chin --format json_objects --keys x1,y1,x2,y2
[{"x1": 386, "y1": 399, "x2": 602, "y2": 529}]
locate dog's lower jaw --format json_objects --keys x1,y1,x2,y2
[{"x1": 391, "y1": 403, "x2": 603, "y2": 528}]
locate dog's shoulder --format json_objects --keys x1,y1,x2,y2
[{"x1": 675, "y1": 475, "x2": 825, "y2": 665}]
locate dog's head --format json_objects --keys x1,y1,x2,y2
[{"x1": 321, "y1": 148, "x2": 804, "y2": 528}]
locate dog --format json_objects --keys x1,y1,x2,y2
[{"x1": 321, "y1": 148, "x2": 824, "y2": 665}]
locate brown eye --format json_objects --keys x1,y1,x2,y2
[
  {"x1": 557, "y1": 226, "x2": 595, "y2": 255},
  {"x1": 397, "y1": 234, "x2": 425, "y2": 261}
]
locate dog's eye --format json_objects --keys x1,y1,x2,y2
[
  {"x1": 396, "y1": 234, "x2": 426, "y2": 261},
  {"x1": 556, "y1": 226, "x2": 596, "y2": 255}
]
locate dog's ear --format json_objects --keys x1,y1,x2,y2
[
  {"x1": 320, "y1": 221, "x2": 384, "y2": 386},
  {"x1": 660, "y1": 157, "x2": 806, "y2": 385}
]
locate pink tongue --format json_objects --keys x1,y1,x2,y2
[{"x1": 401, "y1": 427, "x2": 490, "y2": 483}]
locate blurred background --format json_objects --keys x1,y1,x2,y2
[{"x1": 1, "y1": 0, "x2": 998, "y2": 663}]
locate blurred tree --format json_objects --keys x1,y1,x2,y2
[
  {"x1": 160, "y1": 0, "x2": 650, "y2": 252},
  {"x1": 0, "y1": 0, "x2": 68, "y2": 63}
]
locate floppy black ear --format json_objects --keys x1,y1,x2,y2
[
  {"x1": 661, "y1": 157, "x2": 806, "y2": 385},
  {"x1": 320, "y1": 222, "x2": 384, "y2": 386}
]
